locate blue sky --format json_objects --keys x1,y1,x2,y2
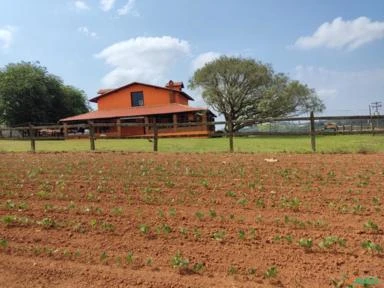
[{"x1": 1, "y1": 0, "x2": 384, "y2": 115}]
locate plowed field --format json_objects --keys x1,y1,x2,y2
[{"x1": 0, "y1": 152, "x2": 383, "y2": 287}]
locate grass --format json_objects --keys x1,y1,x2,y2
[{"x1": 0, "y1": 135, "x2": 384, "y2": 153}]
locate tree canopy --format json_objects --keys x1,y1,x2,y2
[
  {"x1": 189, "y1": 56, "x2": 325, "y2": 131},
  {"x1": 0, "y1": 61, "x2": 90, "y2": 126}
]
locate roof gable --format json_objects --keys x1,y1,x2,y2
[{"x1": 89, "y1": 82, "x2": 194, "y2": 103}]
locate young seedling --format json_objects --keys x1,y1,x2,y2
[
  {"x1": 168, "y1": 207, "x2": 176, "y2": 217},
  {"x1": 354, "y1": 276, "x2": 380, "y2": 287},
  {"x1": 125, "y1": 251, "x2": 134, "y2": 264},
  {"x1": 195, "y1": 211, "x2": 204, "y2": 220},
  {"x1": 237, "y1": 198, "x2": 248, "y2": 207},
  {"x1": 364, "y1": 220, "x2": 379, "y2": 233},
  {"x1": 145, "y1": 257, "x2": 153, "y2": 266},
  {"x1": 280, "y1": 197, "x2": 301, "y2": 211},
  {"x1": 319, "y1": 236, "x2": 346, "y2": 249},
  {"x1": 209, "y1": 209, "x2": 217, "y2": 218},
  {"x1": 227, "y1": 265, "x2": 238, "y2": 275},
  {"x1": 264, "y1": 266, "x2": 278, "y2": 278},
  {"x1": 100, "y1": 251, "x2": 108, "y2": 263},
  {"x1": 111, "y1": 207, "x2": 123, "y2": 216},
  {"x1": 0, "y1": 239, "x2": 8, "y2": 249},
  {"x1": 298, "y1": 238, "x2": 313, "y2": 251},
  {"x1": 226, "y1": 190, "x2": 237, "y2": 198},
  {"x1": 212, "y1": 230, "x2": 226, "y2": 242},
  {"x1": 238, "y1": 229, "x2": 246, "y2": 240},
  {"x1": 192, "y1": 262, "x2": 205, "y2": 274},
  {"x1": 255, "y1": 198, "x2": 266, "y2": 208},
  {"x1": 100, "y1": 221, "x2": 115, "y2": 232},
  {"x1": 193, "y1": 228, "x2": 201, "y2": 240},
  {"x1": 171, "y1": 251, "x2": 189, "y2": 270},
  {"x1": 38, "y1": 218, "x2": 56, "y2": 229},
  {"x1": 361, "y1": 240, "x2": 383, "y2": 254},
  {"x1": 139, "y1": 224, "x2": 150, "y2": 234}
]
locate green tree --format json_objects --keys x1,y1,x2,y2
[
  {"x1": 0, "y1": 61, "x2": 89, "y2": 126},
  {"x1": 189, "y1": 56, "x2": 325, "y2": 131}
]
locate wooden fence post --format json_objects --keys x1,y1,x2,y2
[
  {"x1": 29, "y1": 123, "x2": 36, "y2": 153},
  {"x1": 310, "y1": 111, "x2": 316, "y2": 152},
  {"x1": 228, "y1": 118, "x2": 234, "y2": 153},
  {"x1": 153, "y1": 120, "x2": 158, "y2": 152},
  {"x1": 88, "y1": 121, "x2": 95, "y2": 151}
]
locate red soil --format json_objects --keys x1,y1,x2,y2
[{"x1": 0, "y1": 152, "x2": 383, "y2": 287}]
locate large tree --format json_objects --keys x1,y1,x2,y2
[
  {"x1": 0, "y1": 61, "x2": 89, "y2": 126},
  {"x1": 189, "y1": 56, "x2": 325, "y2": 131}
]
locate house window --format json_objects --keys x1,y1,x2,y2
[{"x1": 131, "y1": 91, "x2": 144, "y2": 107}]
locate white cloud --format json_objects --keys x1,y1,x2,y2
[
  {"x1": 0, "y1": 26, "x2": 14, "y2": 49},
  {"x1": 77, "y1": 26, "x2": 98, "y2": 39},
  {"x1": 191, "y1": 51, "x2": 221, "y2": 71},
  {"x1": 293, "y1": 17, "x2": 384, "y2": 50},
  {"x1": 100, "y1": 0, "x2": 115, "y2": 11},
  {"x1": 95, "y1": 36, "x2": 190, "y2": 87},
  {"x1": 294, "y1": 66, "x2": 384, "y2": 114},
  {"x1": 74, "y1": 1, "x2": 89, "y2": 11},
  {"x1": 117, "y1": 0, "x2": 139, "y2": 16}
]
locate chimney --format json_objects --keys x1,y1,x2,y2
[{"x1": 165, "y1": 80, "x2": 184, "y2": 91}]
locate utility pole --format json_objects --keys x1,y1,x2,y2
[
  {"x1": 370, "y1": 101, "x2": 382, "y2": 115},
  {"x1": 369, "y1": 101, "x2": 382, "y2": 131}
]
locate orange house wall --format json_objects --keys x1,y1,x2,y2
[{"x1": 97, "y1": 84, "x2": 188, "y2": 110}]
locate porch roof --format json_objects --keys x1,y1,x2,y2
[{"x1": 60, "y1": 103, "x2": 215, "y2": 122}]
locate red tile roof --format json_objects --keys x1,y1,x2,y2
[
  {"x1": 60, "y1": 104, "x2": 214, "y2": 122},
  {"x1": 89, "y1": 82, "x2": 194, "y2": 103}
]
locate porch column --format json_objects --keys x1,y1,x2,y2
[
  {"x1": 63, "y1": 123, "x2": 68, "y2": 137},
  {"x1": 144, "y1": 116, "x2": 149, "y2": 135},
  {"x1": 202, "y1": 111, "x2": 208, "y2": 131},
  {"x1": 173, "y1": 114, "x2": 177, "y2": 132},
  {"x1": 116, "y1": 119, "x2": 122, "y2": 138}
]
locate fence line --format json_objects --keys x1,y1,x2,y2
[{"x1": 1, "y1": 113, "x2": 384, "y2": 153}]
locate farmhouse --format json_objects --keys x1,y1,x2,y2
[{"x1": 60, "y1": 80, "x2": 216, "y2": 137}]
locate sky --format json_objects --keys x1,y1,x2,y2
[{"x1": 1, "y1": 0, "x2": 384, "y2": 116}]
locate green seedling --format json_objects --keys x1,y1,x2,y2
[
  {"x1": 0, "y1": 239, "x2": 8, "y2": 249},
  {"x1": 364, "y1": 220, "x2": 379, "y2": 232},
  {"x1": 226, "y1": 190, "x2": 237, "y2": 198},
  {"x1": 139, "y1": 224, "x2": 150, "y2": 234},
  {"x1": 111, "y1": 207, "x2": 123, "y2": 216},
  {"x1": 168, "y1": 207, "x2": 176, "y2": 217},
  {"x1": 192, "y1": 262, "x2": 205, "y2": 273},
  {"x1": 227, "y1": 265, "x2": 238, "y2": 275},
  {"x1": 100, "y1": 221, "x2": 115, "y2": 232},
  {"x1": 298, "y1": 238, "x2": 313, "y2": 250},
  {"x1": 264, "y1": 266, "x2": 278, "y2": 278},
  {"x1": 126, "y1": 251, "x2": 134, "y2": 264},
  {"x1": 255, "y1": 198, "x2": 266, "y2": 208},
  {"x1": 171, "y1": 251, "x2": 189, "y2": 269},
  {"x1": 38, "y1": 218, "x2": 56, "y2": 229},
  {"x1": 238, "y1": 229, "x2": 246, "y2": 240},
  {"x1": 145, "y1": 257, "x2": 153, "y2": 266},
  {"x1": 361, "y1": 240, "x2": 383, "y2": 253},
  {"x1": 354, "y1": 276, "x2": 380, "y2": 287},
  {"x1": 237, "y1": 198, "x2": 248, "y2": 207},
  {"x1": 195, "y1": 211, "x2": 204, "y2": 220},
  {"x1": 100, "y1": 251, "x2": 108, "y2": 263},
  {"x1": 212, "y1": 230, "x2": 225, "y2": 242},
  {"x1": 209, "y1": 209, "x2": 217, "y2": 218},
  {"x1": 319, "y1": 236, "x2": 346, "y2": 249},
  {"x1": 280, "y1": 197, "x2": 301, "y2": 211}
]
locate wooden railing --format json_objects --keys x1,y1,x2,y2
[{"x1": 1, "y1": 113, "x2": 383, "y2": 152}]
